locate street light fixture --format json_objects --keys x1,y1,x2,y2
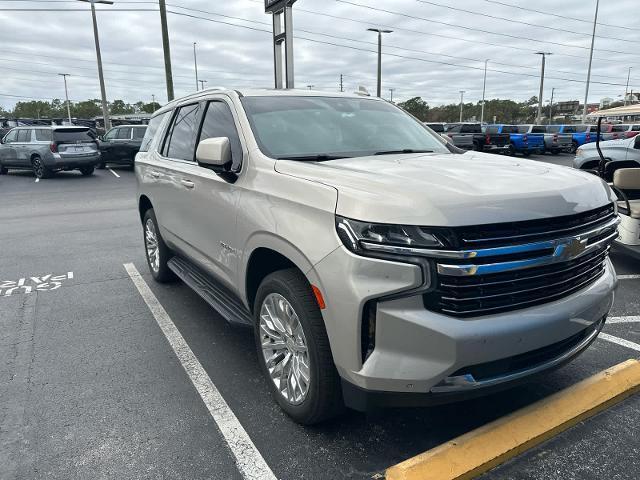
[
  {"x1": 535, "y1": 52, "x2": 552, "y2": 125},
  {"x1": 77, "y1": 0, "x2": 112, "y2": 131},
  {"x1": 58, "y1": 73, "x2": 72, "y2": 124},
  {"x1": 199, "y1": 79, "x2": 208, "y2": 91},
  {"x1": 306, "y1": 85, "x2": 315, "y2": 90},
  {"x1": 367, "y1": 28, "x2": 392, "y2": 98}
]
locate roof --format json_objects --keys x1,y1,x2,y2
[
  {"x1": 109, "y1": 124, "x2": 147, "y2": 128},
  {"x1": 587, "y1": 104, "x2": 640, "y2": 118}
]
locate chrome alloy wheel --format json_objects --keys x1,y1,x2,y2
[
  {"x1": 259, "y1": 293, "x2": 310, "y2": 405},
  {"x1": 145, "y1": 218, "x2": 160, "y2": 273},
  {"x1": 32, "y1": 157, "x2": 44, "y2": 178}
]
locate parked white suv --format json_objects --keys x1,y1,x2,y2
[{"x1": 136, "y1": 88, "x2": 618, "y2": 424}]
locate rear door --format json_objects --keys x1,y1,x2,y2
[
  {"x1": 53, "y1": 128, "x2": 98, "y2": 157},
  {"x1": 113, "y1": 126, "x2": 133, "y2": 161},
  {"x1": 15, "y1": 129, "x2": 33, "y2": 166}
]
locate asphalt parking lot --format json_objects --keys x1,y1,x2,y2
[{"x1": 1, "y1": 154, "x2": 639, "y2": 480}]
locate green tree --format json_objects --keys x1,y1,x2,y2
[
  {"x1": 141, "y1": 102, "x2": 161, "y2": 114},
  {"x1": 397, "y1": 97, "x2": 429, "y2": 121},
  {"x1": 72, "y1": 99, "x2": 102, "y2": 118},
  {"x1": 109, "y1": 99, "x2": 135, "y2": 115}
]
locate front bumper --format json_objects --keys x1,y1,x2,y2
[{"x1": 309, "y1": 247, "x2": 617, "y2": 405}]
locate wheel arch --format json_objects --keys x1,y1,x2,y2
[{"x1": 138, "y1": 195, "x2": 153, "y2": 223}]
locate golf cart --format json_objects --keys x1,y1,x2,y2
[{"x1": 593, "y1": 117, "x2": 640, "y2": 261}]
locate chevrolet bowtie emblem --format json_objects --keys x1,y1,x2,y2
[{"x1": 557, "y1": 236, "x2": 588, "y2": 260}]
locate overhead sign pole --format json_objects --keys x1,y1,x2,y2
[{"x1": 265, "y1": 0, "x2": 297, "y2": 89}]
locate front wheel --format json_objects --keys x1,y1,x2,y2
[
  {"x1": 508, "y1": 144, "x2": 517, "y2": 156},
  {"x1": 96, "y1": 163, "x2": 106, "y2": 170},
  {"x1": 255, "y1": 269, "x2": 343, "y2": 424},
  {"x1": 142, "y1": 208, "x2": 175, "y2": 282},
  {"x1": 570, "y1": 141, "x2": 578, "y2": 154},
  {"x1": 80, "y1": 166, "x2": 95, "y2": 176},
  {"x1": 523, "y1": 150, "x2": 531, "y2": 157}
]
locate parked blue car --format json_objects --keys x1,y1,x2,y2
[
  {"x1": 547, "y1": 125, "x2": 598, "y2": 153},
  {"x1": 484, "y1": 125, "x2": 545, "y2": 156}
]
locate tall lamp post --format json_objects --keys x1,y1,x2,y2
[
  {"x1": 625, "y1": 67, "x2": 632, "y2": 106},
  {"x1": 480, "y1": 59, "x2": 489, "y2": 124},
  {"x1": 58, "y1": 73, "x2": 72, "y2": 124},
  {"x1": 367, "y1": 28, "x2": 392, "y2": 98},
  {"x1": 78, "y1": 0, "x2": 112, "y2": 131},
  {"x1": 582, "y1": 0, "x2": 599, "y2": 122},
  {"x1": 548, "y1": 87, "x2": 555, "y2": 125},
  {"x1": 535, "y1": 52, "x2": 552, "y2": 125},
  {"x1": 193, "y1": 42, "x2": 199, "y2": 91},
  {"x1": 459, "y1": 90, "x2": 466, "y2": 122}
]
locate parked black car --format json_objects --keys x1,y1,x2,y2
[
  {"x1": 445, "y1": 123, "x2": 510, "y2": 153},
  {"x1": 97, "y1": 125, "x2": 147, "y2": 169}
]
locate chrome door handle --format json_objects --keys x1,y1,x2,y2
[
  {"x1": 180, "y1": 179, "x2": 195, "y2": 189},
  {"x1": 149, "y1": 170, "x2": 160, "y2": 178}
]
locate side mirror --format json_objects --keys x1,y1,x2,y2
[{"x1": 196, "y1": 137, "x2": 231, "y2": 169}]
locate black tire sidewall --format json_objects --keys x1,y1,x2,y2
[
  {"x1": 254, "y1": 270, "x2": 341, "y2": 424},
  {"x1": 142, "y1": 208, "x2": 175, "y2": 283}
]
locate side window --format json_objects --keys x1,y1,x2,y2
[
  {"x1": 116, "y1": 127, "x2": 132, "y2": 140},
  {"x1": 140, "y1": 112, "x2": 168, "y2": 152},
  {"x1": 485, "y1": 126, "x2": 499, "y2": 134},
  {"x1": 103, "y1": 128, "x2": 118, "y2": 141},
  {"x1": 635, "y1": 135, "x2": 640, "y2": 150},
  {"x1": 35, "y1": 129, "x2": 51, "y2": 141},
  {"x1": 3, "y1": 130, "x2": 18, "y2": 143},
  {"x1": 197, "y1": 101, "x2": 243, "y2": 170},
  {"x1": 133, "y1": 127, "x2": 146, "y2": 140},
  {"x1": 163, "y1": 104, "x2": 200, "y2": 161},
  {"x1": 17, "y1": 129, "x2": 31, "y2": 142},
  {"x1": 633, "y1": 126, "x2": 640, "y2": 132}
]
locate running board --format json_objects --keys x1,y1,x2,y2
[{"x1": 168, "y1": 256, "x2": 253, "y2": 327}]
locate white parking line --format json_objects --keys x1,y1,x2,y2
[
  {"x1": 599, "y1": 333, "x2": 640, "y2": 352},
  {"x1": 35, "y1": 178, "x2": 39, "y2": 183},
  {"x1": 123, "y1": 263, "x2": 276, "y2": 480},
  {"x1": 618, "y1": 275, "x2": 640, "y2": 280},
  {"x1": 108, "y1": 168, "x2": 120, "y2": 178},
  {"x1": 608, "y1": 316, "x2": 640, "y2": 324}
]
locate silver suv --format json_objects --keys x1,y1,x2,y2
[
  {"x1": 136, "y1": 88, "x2": 618, "y2": 424},
  {"x1": 0, "y1": 126, "x2": 101, "y2": 178}
]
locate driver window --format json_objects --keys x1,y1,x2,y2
[
  {"x1": 104, "y1": 128, "x2": 118, "y2": 141},
  {"x1": 635, "y1": 135, "x2": 640, "y2": 150},
  {"x1": 3, "y1": 129, "x2": 18, "y2": 143}
]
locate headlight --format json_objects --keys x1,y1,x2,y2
[
  {"x1": 576, "y1": 148, "x2": 584, "y2": 157},
  {"x1": 336, "y1": 216, "x2": 450, "y2": 256}
]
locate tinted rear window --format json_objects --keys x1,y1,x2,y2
[
  {"x1": 461, "y1": 124, "x2": 481, "y2": 133},
  {"x1": 35, "y1": 129, "x2": 51, "y2": 141},
  {"x1": 484, "y1": 126, "x2": 499, "y2": 134},
  {"x1": 517, "y1": 126, "x2": 531, "y2": 134},
  {"x1": 133, "y1": 127, "x2": 147, "y2": 139},
  {"x1": 611, "y1": 125, "x2": 629, "y2": 132},
  {"x1": 53, "y1": 128, "x2": 96, "y2": 143},
  {"x1": 547, "y1": 125, "x2": 561, "y2": 133},
  {"x1": 426, "y1": 123, "x2": 444, "y2": 133},
  {"x1": 501, "y1": 126, "x2": 519, "y2": 134}
]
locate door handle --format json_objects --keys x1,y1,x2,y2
[
  {"x1": 149, "y1": 170, "x2": 161, "y2": 178},
  {"x1": 180, "y1": 179, "x2": 195, "y2": 189}
]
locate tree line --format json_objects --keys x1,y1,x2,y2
[
  {"x1": 0, "y1": 99, "x2": 161, "y2": 119},
  {"x1": 397, "y1": 96, "x2": 543, "y2": 124}
]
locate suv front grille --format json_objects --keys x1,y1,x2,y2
[{"x1": 424, "y1": 204, "x2": 618, "y2": 317}]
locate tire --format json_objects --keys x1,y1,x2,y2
[
  {"x1": 551, "y1": 149, "x2": 560, "y2": 156},
  {"x1": 31, "y1": 156, "x2": 51, "y2": 179},
  {"x1": 570, "y1": 141, "x2": 578, "y2": 154},
  {"x1": 80, "y1": 166, "x2": 95, "y2": 176},
  {"x1": 96, "y1": 163, "x2": 106, "y2": 169},
  {"x1": 0, "y1": 166, "x2": 7, "y2": 175},
  {"x1": 473, "y1": 141, "x2": 483, "y2": 152},
  {"x1": 142, "y1": 208, "x2": 175, "y2": 283},
  {"x1": 508, "y1": 144, "x2": 517, "y2": 156},
  {"x1": 254, "y1": 269, "x2": 344, "y2": 425},
  {"x1": 523, "y1": 150, "x2": 531, "y2": 157}
]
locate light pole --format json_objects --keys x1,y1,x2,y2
[
  {"x1": 625, "y1": 67, "x2": 632, "y2": 106},
  {"x1": 389, "y1": 88, "x2": 395, "y2": 103},
  {"x1": 193, "y1": 42, "x2": 199, "y2": 91},
  {"x1": 58, "y1": 73, "x2": 72, "y2": 124},
  {"x1": 367, "y1": 28, "x2": 392, "y2": 98},
  {"x1": 158, "y1": 0, "x2": 174, "y2": 101},
  {"x1": 548, "y1": 87, "x2": 555, "y2": 125},
  {"x1": 582, "y1": 0, "x2": 599, "y2": 122},
  {"x1": 535, "y1": 52, "x2": 552, "y2": 125},
  {"x1": 459, "y1": 90, "x2": 466, "y2": 122},
  {"x1": 198, "y1": 79, "x2": 208, "y2": 91},
  {"x1": 480, "y1": 59, "x2": 488, "y2": 124},
  {"x1": 78, "y1": 0, "x2": 112, "y2": 131}
]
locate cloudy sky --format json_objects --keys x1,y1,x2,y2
[{"x1": 0, "y1": 0, "x2": 638, "y2": 110}]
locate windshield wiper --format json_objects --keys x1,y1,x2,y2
[
  {"x1": 276, "y1": 154, "x2": 349, "y2": 161},
  {"x1": 373, "y1": 149, "x2": 434, "y2": 155}
]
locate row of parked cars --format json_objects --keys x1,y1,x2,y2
[
  {"x1": 426, "y1": 122, "x2": 640, "y2": 157},
  {"x1": 0, "y1": 124, "x2": 147, "y2": 178}
]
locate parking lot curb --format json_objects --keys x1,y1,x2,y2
[{"x1": 385, "y1": 359, "x2": 640, "y2": 480}]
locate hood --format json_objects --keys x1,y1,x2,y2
[
  {"x1": 275, "y1": 151, "x2": 613, "y2": 226},
  {"x1": 580, "y1": 137, "x2": 634, "y2": 150}
]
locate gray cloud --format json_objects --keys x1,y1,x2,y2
[{"x1": 0, "y1": 0, "x2": 638, "y2": 110}]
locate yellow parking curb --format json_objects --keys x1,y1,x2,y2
[{"x1": 386, "y1": 359, "x2": 640, "y2": 480}]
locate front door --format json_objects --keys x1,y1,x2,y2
[{"x1": 0, "y1": 129, "x2": 19, "y2": 165}]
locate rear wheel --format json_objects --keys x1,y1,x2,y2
[
  {"x1": 0, "y1": 166, "x2": 7, "y2": 175},
  {"x1": 80, "y1": 166, "x2": 94, "y2": 176},
  {"x1": 255, "y1": 269, "x2": 343, "y2": 424},
  {"x1": 142, "y1": 208, "x2": 175, "y2": 283},
  {"x1": 508, "y1": 144, "x2": 517, "y2": 156},
  {"x1": 32, "y1": 156, "x2": 51, "y2": 179},
  {"x1": 551, "y1": 149, "x2": 560, "y2": 156},
  {"x1": 570, "y1": 141, "x2": 579, "y2": 154},
  {"x1": 523, "y1": 150, "x2": 531, "y2": 157},
  {"x1": 96, "y1": 163, "x2": 106, "y2": 169}
]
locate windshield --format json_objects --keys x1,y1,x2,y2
[{"x1": 241, "y1": 96, "x2": 450, "y2": 159}]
